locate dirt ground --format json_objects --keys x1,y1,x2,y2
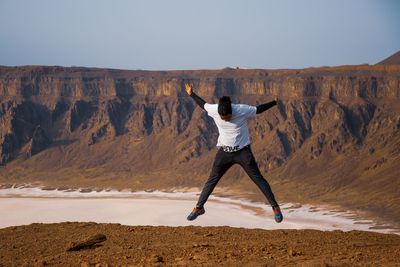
[{"x1": 0, "y1": 223, "x2": 400, "y2": 266}]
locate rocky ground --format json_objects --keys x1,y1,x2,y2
[{"x1": 0, "y1": 222, "x2": 399, "y2": 266}]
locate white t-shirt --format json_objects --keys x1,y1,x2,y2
[{"x1": 204, "y1": 103, "x2": 257, "y2": 152}]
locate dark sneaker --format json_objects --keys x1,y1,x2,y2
[
  {"x1": 187, "y1": 207, "x2": 205, "y2": 221},
  {"x1": 272, "y1": 206, "x2": 283, "y2": 223}
]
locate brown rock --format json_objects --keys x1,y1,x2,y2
[
  {"x1": 151, "y1": 255, "x2": 164, "y2": 263},
  {"x1": 67, "y1": 234, "x2": 107, "y2": 251}
]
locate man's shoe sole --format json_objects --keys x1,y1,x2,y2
[
  {"x1": 187, "y1": 209, "x2": 205, "y2": 221},
  {"x1": 275, "y1": 214, "x2": 283, "y2": 223}
]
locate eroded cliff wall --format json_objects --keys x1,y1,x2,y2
[{"x1": 0, "y1": 65, "x2": 399, "y2": 222}]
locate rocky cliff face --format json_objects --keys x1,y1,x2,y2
[{"x1": 0, "y1": 65, "x2": 399, "y2": 223}]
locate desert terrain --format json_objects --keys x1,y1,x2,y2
[
  {"x1": 1, "y1": 62, "x2": 400, "y2": 228},
  {"x1": 1, "y1": 222, "x2": 400, "y2": 266},
  {"x1": 0, "y1": 53, "x2": 400, "y2": 266}
]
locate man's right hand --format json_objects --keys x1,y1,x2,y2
[{"x1": 185, "y1": 83, "x2": 193, "y2": 96}]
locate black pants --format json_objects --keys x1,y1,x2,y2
[{"x1": 196, "y1": 145, "x2": 279, "y2": 208}]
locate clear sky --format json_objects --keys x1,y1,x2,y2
[{"x1": 0, "y1": 0, "x2": 399, "y2": 70}]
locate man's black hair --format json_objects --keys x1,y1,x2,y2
[{"x1": 218, "y1": 96, "x2": 232, "y2": 116}]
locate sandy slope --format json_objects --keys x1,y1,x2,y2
[{"x1": 1, "y1": 222, "x2": 399, "y2": 266}]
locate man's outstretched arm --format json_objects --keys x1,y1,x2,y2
[
  {"x1": 256, "y1": 99, "x2": 278, "y2": 114},
  {"x1": 185, "y1": 83, "x2": 206, "y2": 110}
]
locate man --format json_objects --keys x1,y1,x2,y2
[{"x1": 185, "y1": 83, "x2": 283, "y2": 223}]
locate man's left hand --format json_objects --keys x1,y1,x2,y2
[{"x1": 185, "y1": 83, "x2": 193, "y2": 96}]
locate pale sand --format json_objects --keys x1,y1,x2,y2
[{"x1": 0, "y1": 187, "x2": 398, "y2": 234}]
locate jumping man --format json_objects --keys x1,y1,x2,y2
[{"x1": 185, "y1": 83, "x2": 283, "y2": 223}]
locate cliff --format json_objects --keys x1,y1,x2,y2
[{"x1": 0, "y1": 65, "x2": 399, "y2": 224}]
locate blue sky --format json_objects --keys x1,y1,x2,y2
[{"x1": 0, "y1": 0, "x2": 399, "y2": 70}]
